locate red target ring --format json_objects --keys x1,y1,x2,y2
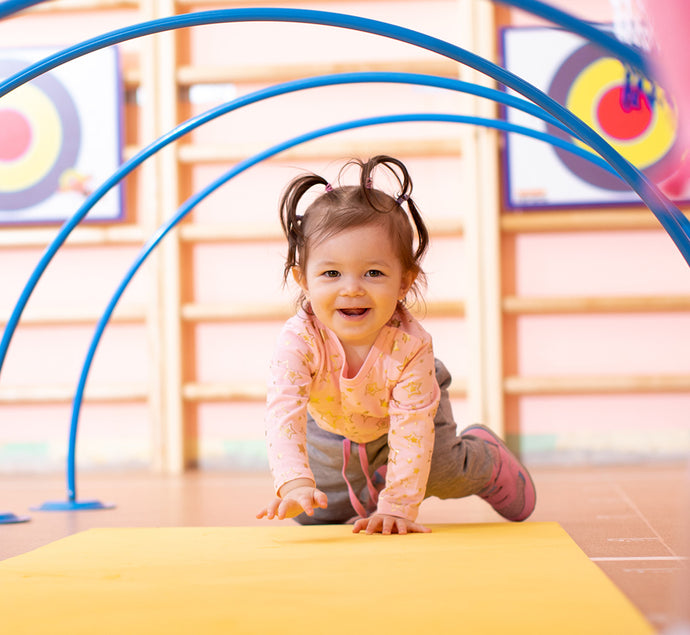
[{"x1": 596, "y1": 86, "x2": 652, "y2": 140}]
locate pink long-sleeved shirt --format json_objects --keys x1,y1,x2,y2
[{"x1": 265, "y1": 307, "x2": 440, "y2": 521}]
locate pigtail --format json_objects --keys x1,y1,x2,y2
[
  {"x1": 279, "y1": 173, "x2": 330, "y2": 283},
  {"x1": 404, "y1": 197, "x2": 429, "y2": 263},
  {"x1": 359, "y1": 155, "x2": 429, "y2": 263}
]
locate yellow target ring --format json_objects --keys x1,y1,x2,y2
[
  {"x1": 567, "y1": 58, "x2": 676, "y2": 168},
  {"x1": 0, "y1": 84, "x2": 63, "y2": 193}
]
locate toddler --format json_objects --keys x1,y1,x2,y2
[{"x1": 257, "y1": 155, "x2": 535, "y2": 534}]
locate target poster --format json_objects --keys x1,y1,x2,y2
[
  {"x1": 0, "y1": 46, "x2": 122, "y2": 224},
  {"x1": 500, "y1": 27, "x2": 687, "y2": 210}
]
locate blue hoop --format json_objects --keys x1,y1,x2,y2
[{"x1": 0, "y1": 0, "x2": 49, "y2": 21}]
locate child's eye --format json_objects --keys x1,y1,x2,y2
[
  {"x1": 366, "y1": 269, "x2": 384, "y2": 278},
  {"x1": 322, "y1": 270, "x2": 340, "y2": 278}
]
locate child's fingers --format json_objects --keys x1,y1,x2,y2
[
  {"x1": 299, "y1": 495, "x2": 315, "y2": 516},
  {"x1": 362, "y1": 516, "x2": 380, "y2": 534},
  {"x1": 381, "y1": 516, "x2": 396, "y2": 535},
  {"x1": 352, "y1": 518, "x2": 367, "y2": 533},
  {"x1": 258, "y1": 498, "x2": 282, "y2": 520},
  {"x1": 314, "y1": 490, "x2": 328, "y2": 509},
  {"x1": 277, "y1": 499, "x2": 292, "y2": 519},
  {"x1": 393, "y1": 518, "x2": 407, "y2": 535},
  {"x1": 352, "y1": 514, "x2": 432, "y2": 535},
  {"x1": 264, "y1": 488, "x2": 327, "y2": 520}
]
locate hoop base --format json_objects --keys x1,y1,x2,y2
[
  {"x1": 32, "y1": 500, "x2": 115, "y2": 512},
  {"x1": 0, "y1": 511, "x2": 30, "y2": 524}
]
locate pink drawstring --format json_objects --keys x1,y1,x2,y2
[{"x1": 341, "y1": 439, "x2": 380, "y2": 518}]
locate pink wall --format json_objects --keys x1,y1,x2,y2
[{"x1": 0, "y1": 1, "x2": 687, "y2": 473}]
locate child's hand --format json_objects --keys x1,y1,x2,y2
[
  {"x1": 256, "y1": 480, "x2": 328, "y2": 520},
  {"x1": 352, "y1": 513, "x2": 431, "y2": 535}
]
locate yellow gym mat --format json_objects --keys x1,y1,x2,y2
[{"x1": 0, "y1": 522, "x2": 652, "y2": 634}]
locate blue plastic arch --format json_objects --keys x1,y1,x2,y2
[{"x1": 0, "y1": 0, "x2": 47, "y2": 21}]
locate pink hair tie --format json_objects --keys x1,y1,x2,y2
[
  {"x1": 396, "y1": 193, "x2": 409, "y2": 205},
  {"x1": 325, "y1": 183, "x2": 333, "y2": 192}
]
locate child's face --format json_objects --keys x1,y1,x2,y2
[{"x1": 294, "y1": 222, "x2": 414, "y2": 356}]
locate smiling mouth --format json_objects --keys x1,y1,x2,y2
[{"x1": 338, "y1": 308, "x2": 369, "y2": 317}]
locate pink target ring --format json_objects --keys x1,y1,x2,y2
[{"x1": 0, "y1": 108, "x2": 32, "y2": 161}]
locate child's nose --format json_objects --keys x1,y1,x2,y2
[{"x1": 340, "y1": 276, "x2": 365, "y2": 295}]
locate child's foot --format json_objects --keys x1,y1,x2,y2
[{"x1": 463, "y1": 424, "x2": 536, "y2": 522}]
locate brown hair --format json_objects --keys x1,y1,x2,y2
[{"x1": 279, "y1": 155, "x2": 430, "y2": 309}]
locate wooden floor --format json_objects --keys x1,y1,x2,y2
[{"x1": 2, "y1": 463, "x2": 689, "y2": 633}]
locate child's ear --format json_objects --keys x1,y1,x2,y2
[
  {"x1": 292, "y1": 266, "x2": 308, "y2": 291},
  {"x1": 399, "y1": 270, "x2": 417, "y2": 301}
]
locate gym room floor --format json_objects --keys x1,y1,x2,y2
[{"x1": 2, "y1": 463, "x2": 688, "y2": 633}]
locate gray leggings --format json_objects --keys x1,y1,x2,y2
[{"x1": 296, "y1": 359, "x2": 494, "y2": 524}]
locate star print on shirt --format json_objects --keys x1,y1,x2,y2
[
  {"x1": 366, "y1": 382, "x2": 382, "y2": 396},
  {"x1": 403, "y1": 432, "x2": 422, "y2": 447},
  {"x1": 284, "y1": 369, "x2": 300, "y2": 384},
  {"x1": 279, "y1": 422, "x2": 301, "y2": 439},
  {"x1": 403, "y1": 380, "x2": 422, "y2": 397}
]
